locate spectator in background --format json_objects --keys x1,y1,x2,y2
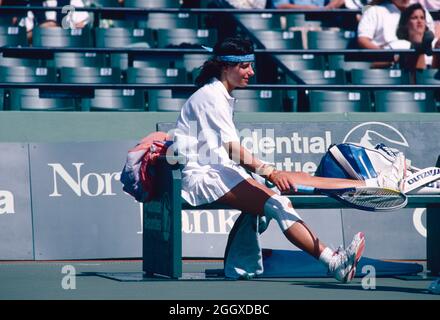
[
  {"x1": 410, "y1": 0, "x2": 440, "y2": 37},
  {"x1": 396, "y1": 3, "x2": 439, "y2": 73},
  {"x1": 271, "y1": 0, "x2": 346, "y2": 10},
  {"x1": 36, "y1": 0, "x2": 91, "y2": 29},
  {"x1": 357, "y1": 0, "x2": 436, "y2": 50},
  {"x1": 225, "y1": 0, "x2": 267, "y2": 8}
]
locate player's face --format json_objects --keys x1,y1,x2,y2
[{"x1": 223, "y1": 62, "x2": 255, "y2": 90}]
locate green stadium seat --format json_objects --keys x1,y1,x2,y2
[
  {"x1": 276, "y1": 54, "x2": 325, "y2": 71},
  {"x1": 0, "y1": 89, "x2": 4, "y2": 110},
  {"x1": 156, "y1": 28, "x2": 217, "y2": 48},
  {"x1": 82, "y1": 89, "x2": 146, "y2": 111},
  {"x1": 60, "y1": 67, "x2": 122, "y2": 84},
  {"x1": 374, "y1": 91, "x2": 435, "y2": 112},
  {"x1": 182, "y1": 54, "x2": 211, "y2": 73},
  {"x1": 127, "y1": 67, "x2": 187, "y2": 84},
  {"x1": 0, "y1": 54, "x2": 41, "y2": 67},
  {"x1": 138, "y1": 13, "x2": 198, "y2": 30},
  {"x1": 91, "y1": 0, "x2": 120, "y2": 6},
  {"x1": 0, "y1": 66, "x2": 56, "y2": 83},
  {"x1": 233, "y1": 89, "x2": 284, "y2": 112},
  {"x1": 287, "y1": 69, "x2": 346, "y2": 84},
  {"x1": 148, "y1": 89, "x2": 192, "y2": 111},
  {"x1": 33, "y1": 27, "x2": 92, "y2": 47},
  {"x1": 309, "y1": 91, "x2": 371, "y2": 112},
  {"x1": 285, "y1": 69, "x2": 346, "y2": 112},
  {"x1": 415, "y1": 69, "x2": 440, "y2": 110},
  {"x1": 253, "y1": 30, "x2": 303, "y2": 49},
  {"x1": 351, "y1": 69, "x2": 410, "y2": 85},
  {"x1": 328, "y1": 55, "x2": 372, "y2": 72},
  {"x1": 0, "y1": 66, "x2": 73, "y2": 111},
  {"x1": 285, "y1": 14, "x2": 322, "y2": 29},
  {"x1": 234, "y1": 13, "x2": 282, "y2": 30},
  {"x1": 8, "y1": 89, "x2": 76, "y2": 111},
  {"x1": 415, "y1": 69, "x2": 440, "y2": 84},
  {"x1": 0, "y1": 26, "x2": 27, "y2": 47},
  {"x1": 47, "y1": 52, "x2": 106, "y2": 68},
  {"x1": 95, "y1": 27, "x2": 153, "y2": 48},
  {"x1": 307, "y1": 30, "x2": 356, "y2": 49},
  {"x1": 124, "y1": 0, "x2": 179, "y2": 8}
]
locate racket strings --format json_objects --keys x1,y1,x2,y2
[{"x1": 340, "y1": 189, "x2": 407, "y2": 209}]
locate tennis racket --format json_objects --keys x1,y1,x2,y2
[{"x1": 288, "y1": 185, "x2": 408, "y2": 212}]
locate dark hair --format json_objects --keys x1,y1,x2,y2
[
  {"x1": 396, "y1": 3, "x2": 427, "y2": 40},
  {"x1": 195, "y1": 37, "x2": 254, "y2": 87}
]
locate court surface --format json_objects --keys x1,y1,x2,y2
[{"x1": 0, "y1": 259, "x2": 439, "y2": 300}]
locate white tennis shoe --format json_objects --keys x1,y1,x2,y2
[
  {"x1": 377, "y1": 153, "x2": 406, "y2": 192},
  {"x1": 328, "y1": 232, "x2": 366, "y2": 283}
]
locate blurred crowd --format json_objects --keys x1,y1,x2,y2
[{"x1": 1, "y1": 0, "x2": 439, "y2": 69}]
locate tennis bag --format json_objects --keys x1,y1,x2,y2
[{"x1": 315, "y1": 143, "x2": 440, "y2": 194}]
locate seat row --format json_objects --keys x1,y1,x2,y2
[{"x1": 0, "y1": 87, "x2": 437, "y2": 113}]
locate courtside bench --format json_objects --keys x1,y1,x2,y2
[{"x1": 142, "y1": 155, "x2": 440, "y2": 279}]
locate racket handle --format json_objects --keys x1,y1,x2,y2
[{"x1": 295, "y1": 185, "x2": 316, "y2": 194}]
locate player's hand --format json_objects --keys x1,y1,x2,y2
[{"x1": 268, "y1": 170, "x2": 298, "y2": 193}]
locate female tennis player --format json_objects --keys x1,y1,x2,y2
[{"x1": 172, "y1": 37, "x2": 405, "y2": 283}]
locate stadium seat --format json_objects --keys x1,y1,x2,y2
[
  {"x1": 328, "y1": 55, "x2": 372, "y2": 72},
  {"x1": 309, "y1": 90, "x2": 371, "y2": 112},
  {"x1": 0, "y1": 66, "x2": 74, "y2": 111},
  {"x1": 95, "y1": 27, "x2": 153, "y2": 48},
  {"x1": 124, "y1": 0, "x2": 180, "y2": 8},
  {"x1": 0, "y1": 66, "x2": 56, "y2": 83},
  {"x1": 415, "y1": 69, "x2": 440, "y2": 84},
  {"x1": 286, "y1": 69, "x2": 346, "y2": 84},
  {"x1": 276, "y1": 54, "x2": 325, "y2": 71},
  {"x1": 233, "y1": 89, "x2": 284, "y2": 112},
  {"x1": 374, "y1": 91, "x2": 435, "y2": 112},
  {"x1": 234, "y1": 13, "x2": 282, "y2": 30},
  {"x1": 307, "y1": 30, "x2": 356, "y2": 49},
  {"x1": 81, "y1": 89, "x2": 146, "y2": 111},
  {"x1": 252, "y1": 30, "x2": 303, "y2": 49},
  {"x1": 147, "y1": 89, "x2": 192, "y2": 111},
  {"x1": 92, "y1": 0, "x2": 120, "y2": 6},
  {"x1": 415, "y1": 69, "x2": 440, "y2": 110},
  {"x1": 8, "y1": 89, "x2": 76, "y2": 111},
  {"x1": 32, "y1": 27, "x2": 92, "y2": 47},
  {"x1": 182, "y1": 54, "x2": 211, "y2": 73},
  {"x1": 285, "y1": 14, "x2": 322, "y2": 29},
  {"x1": 131, "y1": 55, "x2": 182, "y2": 69},
  {"x1": 351, "y1": 69, "x2": 410, "y2": 85},
  {"x1": 0, "y1": 89, "x2": 4, "y2": 110},
  {"x1": 47, "y1": 52, "x2": 106, "y2": 68},
  {"x1": 285, "y1": 69, "x2": 346, "y2": 112},
  {"x1": 126, "y1": 67, "x2": 187, "y2": 84},
  {"x1": 0, "y1": 26, "x2": 27, "y2": 47},
  {"x1": 0, "y1": 54, "x2": 41, "y2": 67},
  {"x1": 59, "y1": 67, "x2": 122, "y2": 84},
  {"x1": 138, "y1": 13, "x2": 198, "y2": 30},
  {"x1": 156, "y1": 28, "x2": 217, "y2": 48}
]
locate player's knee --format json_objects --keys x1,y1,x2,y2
[{"x1": 263, "y1": 194, "x2": 302, "y2": 232}]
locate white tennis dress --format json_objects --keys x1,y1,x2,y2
[{"x1": 172, "y1": 78, "x2": 252, "y2": 206}]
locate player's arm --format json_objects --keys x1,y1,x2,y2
[{"x1": 224, "y1": 141, "x2": 297, "y2": 191}]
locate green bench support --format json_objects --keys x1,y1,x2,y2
[{"x1": 143, "y1": 157, "x2": 440, "y2": 279}]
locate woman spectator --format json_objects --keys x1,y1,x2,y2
[
  {"x1": 357, "y1": 0, "x2": 436, "y2": 50},
  {"x1": 396, "y1": 3, "x2": 439, "y2": 74}
]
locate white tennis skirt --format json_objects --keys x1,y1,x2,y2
[{"x1": 181, "y1": 162, "x2": 252, "y2": 206}]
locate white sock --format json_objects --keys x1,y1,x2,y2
[
  {"x1": 365, "y1": 178, "x2": 379, "y2": 187},
  {"x1": 319, "y1": 247, "x2": 334, "y2": 266}
]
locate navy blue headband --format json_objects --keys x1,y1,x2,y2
[{"x1": 202, "y1": 46, "x2": 255, "y2": 63}]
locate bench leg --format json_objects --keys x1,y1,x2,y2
[{"x1": 427, "y1": 204, "x2": 440, "y2": 276}]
